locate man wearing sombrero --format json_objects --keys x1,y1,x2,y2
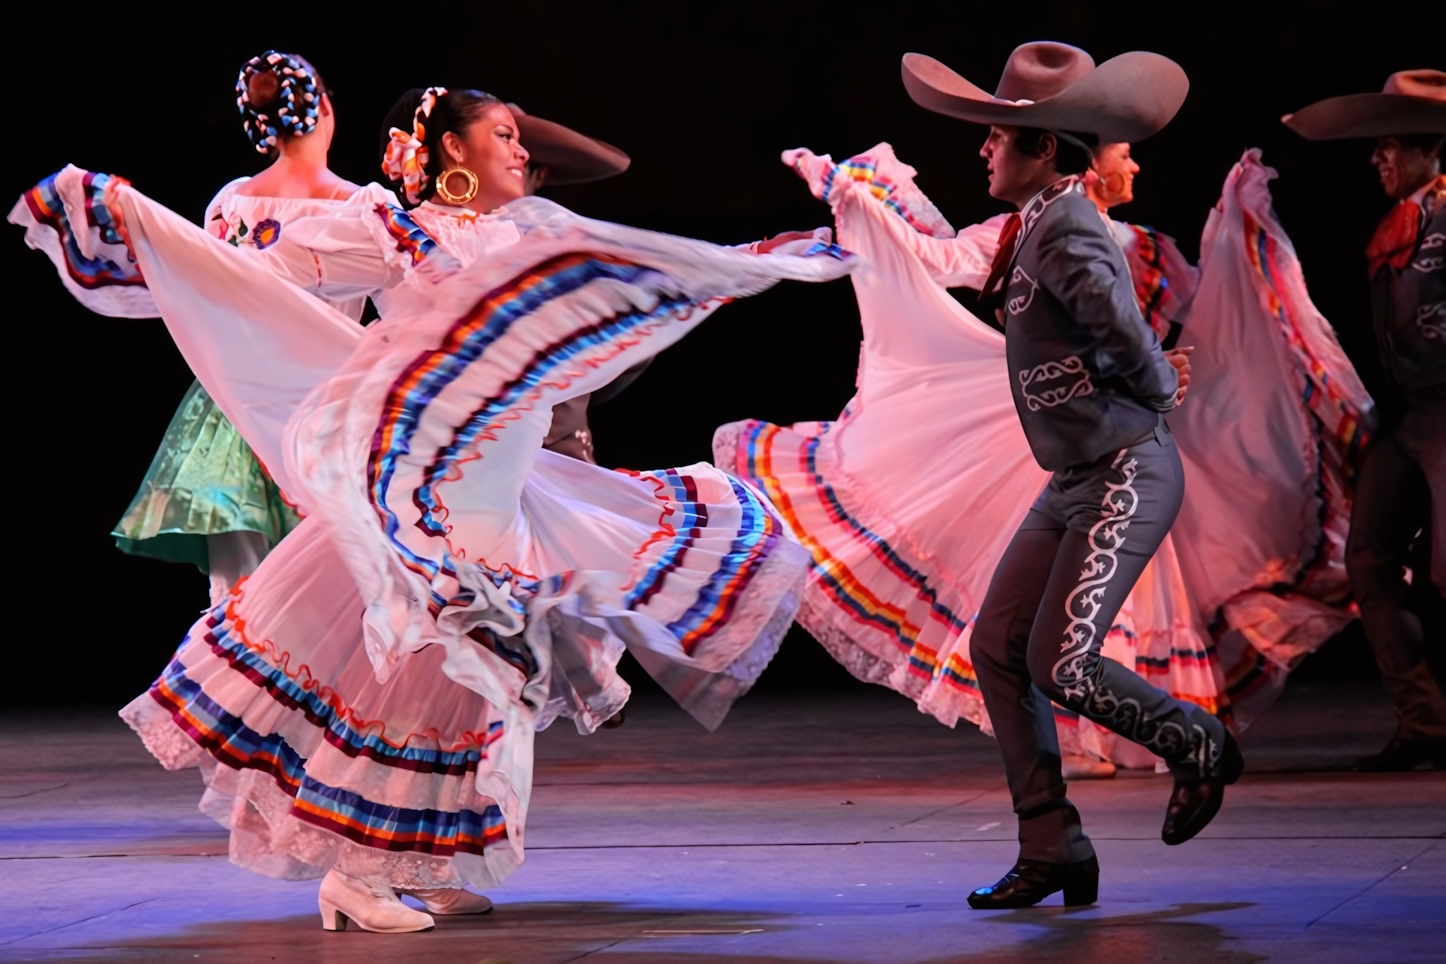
[
  {"x1": 508, "y1": 104, "x2": 647, "y2": 466},
  {"x1": 1285, "y1": 72, "x2": 1446, "y2": 772},
  {"x1": 901, "y1": 42, "x2": 1242, "y2": 908}
]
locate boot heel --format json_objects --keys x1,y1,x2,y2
[
  {"x1": 318, "y1": 899, "x2": 349, "y2": 932},
  {"x1": 1062, "y1": 857, "x2": 1099, "y2": 906},
  {"x1": 1220, "y1": 731, "x2": 1245, "y2": 785}
]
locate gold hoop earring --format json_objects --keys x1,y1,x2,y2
[
  {"x1": 1101, "y1": 171, "x2": 1128, "y2": 201},
  {"x1": 435, "y1": 166, "x2": 479, "y2": 205}
]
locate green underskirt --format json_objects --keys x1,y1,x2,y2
[{"x1": 112, "y1": 381, "x2": 302, "y2": 573}]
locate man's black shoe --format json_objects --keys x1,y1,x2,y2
[
  {"x1": 966, "y1": 856, "x2": 1099, "y2": 909},
  {"x1": 1162, "y1": 730, "x2": 1244, "y2": 846},
  {"x1": 1354, "y1": 734, "x2": 1446, "y2": 772}
]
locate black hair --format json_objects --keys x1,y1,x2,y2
[
  {"x1": 380, "y1": 88, "x2": 504, "y2": 206},
  {"x1": 238, "y1": 52, "x2": 327, "y2": 155},
  {"x1": 1394, "y1": 133, "x2": 1444, "y2": 155},
  {"x1": 1014, "y1": 127, "x2": 1098, "y2": 176}
]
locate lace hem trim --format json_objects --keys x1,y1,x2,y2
[{"x1": 125, "y1": 696, "x2": 520, "y2": 889}]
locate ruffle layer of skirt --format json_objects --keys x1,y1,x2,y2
[
  {"x1": 120, "y1": 594, "x2": 522, "y2": 891},
  {"x1": 719, "y1": 417, "x2": 1223, "y2": 766},
  {"x1": 114, "y1": 380, "x2": 301, "y2": 570}
]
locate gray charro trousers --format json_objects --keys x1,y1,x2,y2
[
  {"x1": 1345, "y1": 399, "x2": 1446, "y2": 741},
  {"x1": 972, "y1": 424, "x2": 1228, "y2": 864}
]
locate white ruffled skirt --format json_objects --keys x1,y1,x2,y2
[
  {"x1": 15, "y1": 168, "x2": 846, "y2": 888},
  {"x1": 716, "y1": 145, "x2": 1370, "y2": 764}
]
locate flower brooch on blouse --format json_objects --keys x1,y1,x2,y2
[{"x1": 212, "y1": 214, "x2": 282, "y2": 250}]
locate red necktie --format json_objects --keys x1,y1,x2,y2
[{"x1": 982, "y1": 213, "x2": 1022, "y2": 296}]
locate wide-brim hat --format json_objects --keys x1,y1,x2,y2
[
  {"x1": 1282, "y1": 70, "x2": 1446, "y2": 140},
  {"x1": 509, "y1": 104, "x2": 631, "y2": 185},
  {"x1": 901, "y1": 41, "x2": 1189, "y2": 145}
]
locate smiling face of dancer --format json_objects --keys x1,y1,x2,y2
[
  {"x1": 1085, "y1": 142, "x2": 1139, "y2": 211},
  {"x1": 435, "y1": 101, "x2": 530, "y2": 214},
  {"x1": 1371, "y1": 135, "x2": 1442, "y2": 199}
]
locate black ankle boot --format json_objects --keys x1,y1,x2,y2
[
  {"x1": 1162, "y1": 729, "x2": 1244, "y2": 846},
  {"x1": 1354, "y1": 733, "x2": 1445, "y2": 772},
  {"x1": 966, "y1": 856, "x2": 1099, "y2": 909}
]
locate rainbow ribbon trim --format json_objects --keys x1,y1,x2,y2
[
  {"x1": 739, "y1": 419, "x2": 976, "y2": 688},
  {"x1": 367, "y1": 255, "x2": 682, "y2": 602},
  {"x1": 1243, "y1": 209, "x2": 1373, "y2": 590},
  {"x1": 149, "y1": 612, "x2": 507, "y2": 855},
  {"x1": 1243, "y1": 211, "x2": 1372, "y2": 460},
  {"x1": 820, "y1": 159, "x2": 941, "y2": 237},
  {"x1": 1126, "y1": 224, "x2": 1172, "y2": 337},
  {"x1": 22, "y1": 171, "x2": 144, "y2": 289},
  {"x1": 626, "y1": 469, "x2": 786, "y2": 654},
  {"x1": 367, "y1": 251, "x2": 789, "y2": 654},
  {"x1": 376, "y1": 202, "x2": 441, "y2": 266},
  {"x1": 736, "y1": 419, "x2": 1219, "y2": 706}
]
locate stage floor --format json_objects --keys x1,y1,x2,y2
[{"x1": 2, "y1": 674, "x2": 1443, "y2": 962}]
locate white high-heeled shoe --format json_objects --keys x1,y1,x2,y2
[
  {"x1": 318, "y1": 869, "x2": 436, "y2": 933},
  {"x1": 1061, "y1": 753, "x2": 1117, "y2": 781},
  {"x1": 400, "y1": 887, "x2": 495, "y2": 915}
]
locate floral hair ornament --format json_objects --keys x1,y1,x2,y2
[
  {"x1": 383, "y1": 87, "x2": 448, "y2": 206},
  {"x1": 237, "y1": 51, "x2": 322, "y2": 154}
]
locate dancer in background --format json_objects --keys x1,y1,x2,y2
[
  {"x1": 513, "y1": 104, "x2": 785, "y2": 467},
  {"x1": 1083, "y1": 139, "x2": 1376, "y2": 749},
  {"x1": 1063, "y1": 140, "x2": 1200, "y2": 777},
  {"x1": 105, "y1": 52, "x2": 367, "y2": 604},
  {"x1": 13, "y1": 86, "x2": 850, "y2": 933},
  {"x1": 1084, "y1": 142, "x2": 1197, "y2": 350},
  {"x1": 1285, "y1": 70, "x2": 1446, "y2": 771},
  {"x1": 510, "y1": 102, "x2": 647, "y2": 464}
]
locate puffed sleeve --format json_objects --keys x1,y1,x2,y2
[
  {"x1": 254, "y1": 184, "x2": 413, "y2": 299},
  {"x1": 889, "y1": 214, "x2": 1010, "y2": 289}
]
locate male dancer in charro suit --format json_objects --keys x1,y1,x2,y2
[
  {"x1": 899, "y1": 43, "x2": 1243, "y2": 908},
  {"x1": 1285, "y1": 72, "x2": 1446, "y2": 771}
]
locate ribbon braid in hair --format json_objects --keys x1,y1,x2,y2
[
  {"x1": 383, "y1": 87, "x2": 448, "y2": 206},
  {"x1": 237, "y1": 51, "x2": 322, "y2": 154}
]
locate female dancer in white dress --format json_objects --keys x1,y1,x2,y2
[
  {"x1": 715, "y1": 136, "x2": 1371, "y2": 769},
  {"x1": 110, "y1": 52, "x2": 368, "y2": 604},
  {"x1": 13, "y1": 86, "x2": 851, "y2": 933},
  {"x1": 1083, "y1": 141, "x2": 1374, "y2": 728}
]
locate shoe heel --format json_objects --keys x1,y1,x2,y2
[
  {"x1": 318, "y1": 899, "x2": 348, "y2": 932},
  {"x1": 1222, "y1": 733, "x2": 1245, "y2": 785},
  {"x1": 1061, "y1": 858, "x2": 1099, "y2": 906}
]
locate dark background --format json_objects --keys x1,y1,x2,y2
[{"x1": 5, "y1": 3, "x2": 1439, "y2": 708}]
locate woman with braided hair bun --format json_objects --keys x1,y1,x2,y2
[
  {"x1": 13, "y1": 82, "x2": 850, "y2": 932},
  {"x1": 109, "y1": 51, "x2": 375, "y2": 606},
  {"x1": 234, "y1": 51, "x2": 357, "y2": 200}
]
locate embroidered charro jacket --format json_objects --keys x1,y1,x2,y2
[
  {"x1": 1367, "y1": 175, "x2": 1445, "y2": 409},
  {"x1": 1000, "y1": 177, "x2": 1179, "y2": 471}
]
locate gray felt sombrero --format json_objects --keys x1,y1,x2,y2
[
  {"x1": 509, "y1": 104, "x2": 631, "y2": 185},
  {"x1": 901, "y1": 41, "x2": 1189, "y2": 144},
  {"x1": 1282, "y1": 70, "x2": 1446, "y2": 140}
]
